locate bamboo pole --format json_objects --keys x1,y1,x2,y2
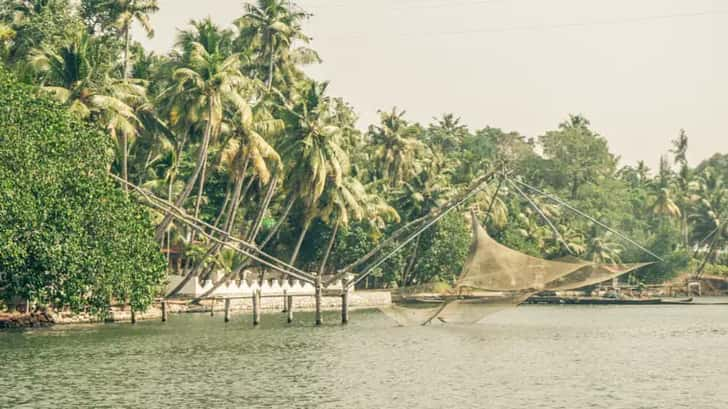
[
  {"x1": 224, "y1": 298, "x2": 231, "y2": 323},
  {"x1": 287, "y1": 295, "x2": 293, "y2": 323},
  {"x1": 161, "y1": 301, "x2": 168, "y2": 322},
  {"x1": 341, "y1": 280, "x2": 349, "y2": 324},
  {"x1": 315, "y1": 276, "x2": 322, "y2": 326},
  {"x1": 252, "y1": 291, "x2": 260, "y2": 326}
]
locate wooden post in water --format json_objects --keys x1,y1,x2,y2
[
  {"x1": 287, "y1": 295, "x2": 293, "y2": 323},
  {"x1": 210, "y1": 298, "x2": 215, "y2": 317},
  {"x1": 252, "y1": 291, "x2": 260, "y2": 326},
  {"x1": 161, "y1": 301, "x2": 168, "y2": 322},
  {"x1": 224, "y1": 298, "x2": 231, "y2": 323},
  {"x1": 341, "y1": 279, "x2": 349, "y2": 324},
  {"x1": 315, "y1": 275, "x2": 322, "y2": 326},
  {"x1": 130, "y1": 308, "x2": 136, "y2": 324},
  {"x1": 282, "y1": 289, "x2": 288, "y2": 312}
]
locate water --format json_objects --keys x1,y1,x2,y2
[{"x1": 2, "y1": 304, "x2": 728, "y2": 409}]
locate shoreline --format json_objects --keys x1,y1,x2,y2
[{"x1": 1, "y1": 290, "x2": 392, "y2": 328}]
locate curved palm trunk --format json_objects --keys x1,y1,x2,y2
[
  {"x1": 318, "y1": 221, "x2": 339, "y2": 277},
  {"x1": 192, "y1": 156, "x2": 208, "y2": 219},
  {"x1": 155, "y1": 102, "x2": 215, "y2": 241},
  {"x1": 167, "y1": 172, "x2": 248, "y2": 298},
  {"x1": 289, "y1": 216, "x2": 312, "y2": 267},
  {"x1": 247, "y1": 174, "x2": 278, "y2": 241},
  {"x1": 121, "y1": 26, "x2": 131, "y2": 192}
]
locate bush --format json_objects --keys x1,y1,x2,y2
[{"x1": 0, "y1": 68, "x2": 166, "y2": 314}]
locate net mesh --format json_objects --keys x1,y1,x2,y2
[
  {"x1": 456, "y1": 214, "x2": 589, "y2": 291},
  {"x1": 383, "y1": 212, "x2": 650, "y2": 326},
  {"x1": 545, "y1": 256, "x2": 653, "y2": 291}
]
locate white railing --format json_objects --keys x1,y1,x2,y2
[{"x1": 166, "y1": 274, "x2": 352, "y2": 297}]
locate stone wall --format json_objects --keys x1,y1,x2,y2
[{"x1": 53, "y1": 290, "x2": 392, "y2": 324}]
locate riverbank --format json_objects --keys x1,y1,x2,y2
[{"x1": 1, "y1": 290, "x2": 392, "y2": 328}]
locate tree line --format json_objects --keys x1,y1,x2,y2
[{"x1": 1, "y1": 0, "x2": 726, "y2": 295}]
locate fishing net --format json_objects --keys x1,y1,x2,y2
[
  {"x1": 434, "y1": 293, "x2": 534, "y2": 324},
  {"x1": 545, "y1": 256, "x2": 653, "y2": 291},
  {"x1": 383, "y1": 213, "x2": 650, "y2": 326},
  {"x1": 381, "y1": 293, "x2": 530, "y2": 326},
  {"x1": 456, "y1": 215, "x2": 588, "y2": 292},
  {"x1": 380, "y1": 302, "x2": 443, "y2": 326}
]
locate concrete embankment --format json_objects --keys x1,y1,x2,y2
[{"x1": 3, "y1": 290, "x2": 392, "y2": 327}]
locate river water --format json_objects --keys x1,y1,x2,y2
[{"x1": 2, "y1": 304, "x2": 728, "y2": 409}]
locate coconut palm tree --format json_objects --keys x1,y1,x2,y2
[
  {"x1": 585, "y1": 233, "x2": 623, "y2": 265},
  {"x1": 650, "y1": 156, "x2": 681, "y2": 221},
  {"x1": 28, "y1": 31, "x2": 145, "y2": 173},
  {"x1": 235, "y1": 0, "x2": 316, "y2": 89},
  {"x1": 278, "y1": 81, "x2": 349, "y2": 266},
  {"x1": 154, "y1": 21, "x2": 250, "y2": 240},
  {"x1": 369, "y1": 108, "x2": 426, "y2": 187},
  {"x1": 95, "y1": 0, "x2": 158, "y2": 187}
]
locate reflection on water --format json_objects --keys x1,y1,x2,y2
[{"x1": 2, "y1": 305, "x2": 728, "y2": 409}]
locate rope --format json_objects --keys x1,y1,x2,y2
[
  {"x1": 347, "y1": 173, "x2": 495, "y2": 289},
  {"x1": 512, "y1": 179, "x2": 665, "y2": 262},
  {"x1": 109, "y1": 173, "x2": 316, "y2": 283},
  {"x1": 507, "y1": 178, "x2": 574, "y2": 255}
]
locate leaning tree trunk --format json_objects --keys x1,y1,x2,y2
[
  {"x1": 167, "y1": 172, "x2": 248, "y2": 298},
  {"x1": 289, "y1": 216, "x2": 312, "y2": 267},
  {"x1": 121, "y1": 27, "x2": 131, "y2": 192},
  {"x1": 318, "y1": 221, "x2": 339, "y2": 277},
  {"x1": 190, "y1": 195, "x2": 296, "y2": 301},
  {"x1": 155, "y1": 102, "x2": 215, "y2": 241},
  {"x1": 402, "y1": 234, "x2": 422, "y2": 287},
  {"x1": 246, "y1": 174, "x2": 278, "y2": 242}
]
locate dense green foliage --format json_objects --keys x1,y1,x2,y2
[
  {"x1": 1, "y1": 0, "x2": 726, "y2": 296},
  {"x1": 0, "y1": 67, "x2": 165, "y2": 313}
]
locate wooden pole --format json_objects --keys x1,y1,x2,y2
[
  {"x1": 224, "y1": 298, "x2": 231, "y2": 323},
  {"x1": 282, "y1": 289, "x2": 288, "y2": 312},
  {"x1": 210, "y1": 298, "x2": 215, "y2": 317},
  {"x1": 341, "y1": 280, "x2": 349, "y2": 325},
  {"x1": 287, "y1": 295, "x2": 293, "y2": 323},
  {"x1": 252, "y1": 291, "x2": 260, "y2": 326},
  {"x1": 161, "y1": 301, "x2": 168, "y2": 322},
  {"x1": 315, "y1": 275, "x2": 322, "y2": 326},
  {"x1": 130, "y1": 308, "x2": 136, "y2": 324}
]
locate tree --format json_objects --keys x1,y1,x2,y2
[
  {"x1": 279, "y1": 81, "x2": 348, "y2": 266},
  {"x1": 369, "y1": 107, "x2": 425, "y2": 187},
  {"x1": 155, "y1": 21, "x2": 250, "y2": 240},
  {"x1": 28, "y1": 30, "x2": 145, "y2": 180},
  {"x1": 539, "y1": 115, "x2": 617, "y2": 199},
  {"x1": 0, "y1": 67, "x2": 165, "y2": 313},
  {"x1": 235, "y1": 0, "x2": 316, "y2": 89}
]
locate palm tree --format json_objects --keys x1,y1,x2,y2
[
  {"x1": 235, "y1": 0, "x2": 316, "y2": 89},
  {"x1": 96, "y1": 0, "x2": 158, "y2": 187},
  {"x1": 28, "y1": 31, "x2": 144, "y2": 172},
  {"x1": 586, "y1": 233, "x2": 623, "y2": 265},
  {"x1": 650, "y1": 156, "x2": 681, "y2": 221},
  {"x1": 279, "y1": 81, "x2": 348, "y2": 266},
  {"x1": 100, "y1": 0, "x2": 158, "y2": 78},
  {"x1": 154, "y1": 21, "x2": 250, "y2": 240},
  {"x1": 428, "y1": 113, "x2": 467, "y2": 154},
  {"x1": 369, "y1": 107, "x2": 426, "y2": 187}
]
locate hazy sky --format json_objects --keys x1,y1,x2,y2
[{"x1": 135, "y1": 0, "x2": 727, "y2": 168}]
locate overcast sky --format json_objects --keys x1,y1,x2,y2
[{"x1": 135, "y1": 0, "x2": 727, "y2": 168}]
